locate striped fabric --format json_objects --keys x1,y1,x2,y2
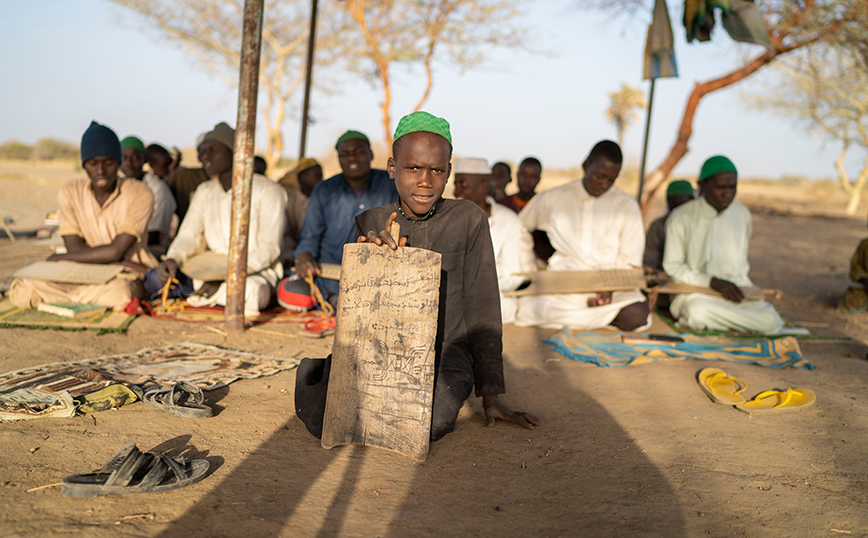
[{"x1": 544, "y1": 331, "x2": 815, "y2": 370}]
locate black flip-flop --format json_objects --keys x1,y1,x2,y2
[
  {"x1": 62, "y1": 442, "x2": 209, "y2": 497},
  {"x1": 144, "y1": 382, "x2": 212, "y2": 418}
]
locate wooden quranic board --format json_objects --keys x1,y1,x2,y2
[
  {"x1": 504, "y1": 268, "x2": 645, "y2": 297},
  {"x1": 321, "y1": 239, "x2": 442, "y2": 462}
]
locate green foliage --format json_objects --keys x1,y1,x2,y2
[{"x1": 0, "y1": 140, "x2": 33, "y2": 159}]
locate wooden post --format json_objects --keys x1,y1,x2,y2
[
  {"x1": 637, "y1": 78, "x2": 656, "y2": 203},
  {"x1": 225, "y1": 0, "x2": 264, "y2": 332},
  {"x1": 298, "y1": 0, "x2": 319, "y2": 160}
]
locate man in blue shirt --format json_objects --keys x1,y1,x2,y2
[{"x1": 277, "y1": 130, "x2": 397, "y2": 310}]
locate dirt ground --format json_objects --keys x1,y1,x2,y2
[{"x1": 1, "y1": 163, "x2": 867, "y2": 537}]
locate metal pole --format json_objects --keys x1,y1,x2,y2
[
  {"x1": 298, "y1": 0, "x2": 319, "y2": 160},
  {"x1": 226, "y1": 0, "x2": 265, "y2": 332},
  {"x1": 636, "y1": 77, "x2": 656, "y2": 204}
]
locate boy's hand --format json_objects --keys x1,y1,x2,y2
[
  {"x1": 587, "y1": 291, "x2": 612, "y2": 307},
  {"x1": 710, "y1": 277, "x2": 744, "y2": 303},
  {"x1": 357, "y1": 211, "x2": 407, "y2": 250},
  {"x1": 482, "y1": 395, "x2": 542, "y2": 430},
  {"x1": 192, "y1": 281, "x2": 221, "y2": 299},
  {"x1": 157, "y1": 259, "x2": 179, "y2": 284},
  {"x1": 294, "y1": 252, "x2": 320, "y2": 278}
]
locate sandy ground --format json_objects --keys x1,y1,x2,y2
[{"x1": 1, "y1": 162, "x2": 867, "y2": 537}]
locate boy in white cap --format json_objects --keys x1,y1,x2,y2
[{"x1": 453, "y1": 157, "x2": 535, "y2": 324}]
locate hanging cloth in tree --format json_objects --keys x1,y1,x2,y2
[
  {"x1": 721, "y1": 0, "x2": 771, "y2": 47},
  {"x1": 683, "y1": 0, "x2": 770, "y2": 46},
  {"x1": 644, "y1": 0, "x2": 679, "y2": 79}
]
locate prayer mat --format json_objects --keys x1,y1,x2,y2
[
  {"x1": 544, "y1": 330, "x2": 815, "y2": 370},
  {"x1": 147, "y1": 301, "x2": 319, "y2": 325},
  {"x1": 0, "y1": 342, "x2": 300, "y2": 422},
  {"x1": 0, "y1": 298, "x2": 135, "y2": 333}
]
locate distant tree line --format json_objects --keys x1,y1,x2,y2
[{"x1": 0, "y1": 139, "x2": 79, "y2": 160}]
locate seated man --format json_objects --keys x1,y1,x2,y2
[
  {"x1": 149, "y1": 122, "x2": 287, "y2": 316},
  {"x1": 497, "y1": 157, "x2": 540, "y2": 213},
  {"x1": 840, "y1": 213, "x2": 868, "y2": 314},
  {"x1": 498, "y1": 156, "x2": 554, "y2": 263},
  {"x1": 296, "y1": 111, "x2": 540, "y2": 441},
  {"x1": 515, "y1": 141, "x2": 650, "y2": 331},
  {"x1": 9, "y1": 121, "x2": 157, "y2": 310},
  {"x1": 663, "y1": 156, "x2": 783, "y2": 333},
  {"x1": 253, "y1": 155, "x2": 268, "y2": 177},
  {"x1": 120, "y1": 136, "x2": 177, "y2": 258},
  {"x1": 644, "y1": 179, "x2": 694, "y2": 272},
  {"x1": 277, "y1": 130, "x2": 396, "y2": 310},
  {"x1": 453, "y1": 157, "x2": 534, "y2": 324},
  {"x1": 489, "y1": 161, "x2": 512, "y2": 200},
  {"x1": 277, "y1": 158, "x2": 323, "y2": 267},
  {"x1": 145, "y1": 143, "x2": 179, "y2": 180}
]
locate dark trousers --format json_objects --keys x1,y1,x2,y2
[{"x1": 295, "y1": 356, "x2": 474, "y2": 442}]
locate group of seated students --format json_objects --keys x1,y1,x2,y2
[{"x1": 8, "y1": 117, "x2": 785, "y2": 336}]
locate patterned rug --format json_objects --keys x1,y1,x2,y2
[
  {"x1": 0, "y1": 298, "x2": 135, "y2": 333},
  {"x1": 0, "y1": 342, "x2": 301, "y2": 422},
  {"x1": 544, "y1": 330, "x2": 815, "y2": 370}
]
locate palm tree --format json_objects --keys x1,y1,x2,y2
[{"x1": 605, "y1": 83, "x2": 647, "y2": 148}]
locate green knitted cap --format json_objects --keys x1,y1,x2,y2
[
  {"x1": 121, "y1": 136, "x2": 146, "y2": 153},
  {"x1": 666, "y1": 179, "x2": 694, "y2": 197},
  {"x1": 699, "y1": 155, "x2": 737, "y2": 181},
  {"x1": 393, "y1": 111, "x2": 452, "y2": 146},
  {"x1": 335, "y1": 130, "x2": 369, "y2": 149}
]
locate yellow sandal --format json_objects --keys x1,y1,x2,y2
[
  {"x1": 697, "y1": 367, "x2": 748, "y2": 405},
  {"x1": 735, "y1": 388, "x2": 816, "y2": 414}
]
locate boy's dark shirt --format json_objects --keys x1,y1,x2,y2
[{"x1": 354, "y1": 198, "x2": 505, "y2": 396}]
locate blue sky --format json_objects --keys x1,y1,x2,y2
[{"x1": 0, "y1": 0, "x2": 858, "y2": 180}]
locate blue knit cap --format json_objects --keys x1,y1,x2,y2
[{"x1": 80, "y1": 121, "x2": 122, "y2": 164}]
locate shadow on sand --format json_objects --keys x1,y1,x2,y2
[{"x1": 155, "y1": 328, "x2": 688, "y2": 538}]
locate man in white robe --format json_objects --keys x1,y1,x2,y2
[
  {"x1": 515, "y1": 141, "x2": 650, "y2": 330},
  {"x1": 663, "y1": 155, "x2": 783, "y2": 333},
  {"x1": 151, "y1": 123, "x2": 287, "y2": 316},
  {"x1": 453, "y1": 158, "x2": 535, "y2": 323}
]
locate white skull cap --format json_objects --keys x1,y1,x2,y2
[{"x1": 453, "y1": 157, "x2": 490, "y2": 175}]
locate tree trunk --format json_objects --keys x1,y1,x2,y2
[
  {"x1": 845, "y1": 155, "x2": 868, "y2": 215},
  {"x1": 836, "y1": 142, "x2": 853, "y2": 194},
  {"x1": 378, "y1": 59, "x2": 393, "y2": 148}
]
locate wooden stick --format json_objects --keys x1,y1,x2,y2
[
  {"x1": 203, "y1": 325, "x2": 228, "y2": 336},
  {"x1": 1, "y1": 220, "x2": 16, "y2": 242},
  {"x1": 249, "y1": 326, "x2": 298, "y2": 338},
  {"x1": 26, "y1": 482, "x2": 62, "y2": 493},
  {"x1": 793, "y1": 321, "x2": 831, "y2": 328}
]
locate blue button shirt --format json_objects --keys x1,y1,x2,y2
[{"x1": 294, "y1": 169, "x2": 397, "y2": 265}]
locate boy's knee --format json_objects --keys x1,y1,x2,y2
[
  {"x1": 8, "y1": 279, "x2": 39, "y2": 308},
  {"x1": 430, "y1": 373, "x2": 474, "y2": 442}
]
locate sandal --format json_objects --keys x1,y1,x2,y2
[
  {"x1": 144, "y1": 382, "x2": 212, "y2": 418},
  {"x1": 62, "y1": 442, "x2": 209, "y2": 497},
  {"x1": 300, "y1": 317, "x2": 335, "y2": 338},
  {"x1": 735, "y1": 388, "x2": 816, "y2": 414},
  {"x1": 697, "y1": 367, "x2": 747, "y2": 405}
]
